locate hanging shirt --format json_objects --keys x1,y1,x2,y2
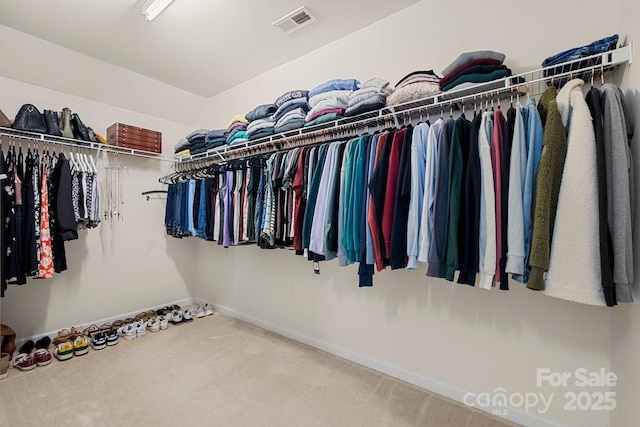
[
  {"x1": 478, "y1": 111, "x2": 496, "y2": 290},
  {"x1": 407, "y1": 123, "x2": 429, "y2": 269},
  {"x1": 418, "y1": 119, "x2": 443, "y2": 264},
  {"x1": 506, "y1": 103, "x2": 527, "y2": 277}
]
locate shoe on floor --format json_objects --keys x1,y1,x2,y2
[
  {"x1": 134, "y1": 321, "x2": 147, "y2": 338},
  {"x1": 167, "y1": 310, "x2": 183, "y2": 325},
  {"x1": 73, "y1": 336, "x2": 89, "y2": 356},
  {"x1": 157, "y1": 315, "x2": 168, "y2": 330},
  {"x1": 54, "y1": 342, "x2": 74, "y2": 361},
  {"x1": 18, "y1": 340, "x2": 35, "y2": 355},
  {"x1": 34, "y1": 349, "x2": 52, "y2": 367},
  {"x1": 203, "y1": 303, "x2": 214, "y2": 316},
  {"x1": 190, "y1": 305, "x2": 205, "y2": 318},
  {"x1": 35, "y1": 336, "x2": 52, "y2": 350},
  {"x1": 117, "y1": 324, "x2": 137, "y2": 341},
  {"x1": 13, "y1": 354, "x2": 37, "y2": 371},
  {"x1": 105, "y1": 328, "x2": 119, "y2": 346},
  {"x1": 146, "y1": 317, "x2": 160, "y2": 333},
  {"x1": 182, "y1": 309, "x2": 193, "y2": 323},
  {"x1": 89, "y1": 331, "x2": 107, "y2": 350}
]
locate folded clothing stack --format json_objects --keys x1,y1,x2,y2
[
  {"x1": 304, "y1": 79, "x2": 359, "y2": 126},
  {"x1": 386, "y1": 70, "x2": 440, "y2": 106},
  {"x1": 174, "y1": 129, "x2": 210, "y2": 155},
  {"x1": 439, "y1": 50, "x2": 509, "y2": 92},
  {"x1": 273, "y1": 89, "x2": 310, "y2": 134},
  {"x1": 245, "y1": 103, "x2": 277, "y2": 141},
  {"x1": 205, "y1": 129, "x2": 228, "y2": 151},
  {"x1": 226, "y1": 114, "x2": 249, "y2": 145},
  {"x1": 542, "y1": 34, "x2": 618, "y2": 81},
  {"x1": 247, "y1": 118, "x2": 276, "y2": 141},
  {"x1": 345, "y1": 77, "x2": 393, "y2": 117}
]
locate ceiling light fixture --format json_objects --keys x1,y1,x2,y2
[{"x1": 141, "y1": 0, "x2": 175, "y2": 21}]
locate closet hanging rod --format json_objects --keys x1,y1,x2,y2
[
  {"x1": 180, "y1": 44, "x2": 632, "y2": 165},
  {"x1": 0, "y1": 127, "x2": 176, "y2": 162}
]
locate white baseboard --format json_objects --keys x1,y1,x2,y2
[
  {"x1": 194, "y1": 298, "x2": 565, "y2": 427},
  {"x1": 15, "y1": 297, "x2": 194, "y2": 350}
]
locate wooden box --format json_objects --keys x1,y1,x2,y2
[{"x1": 107, "y1": 123, "x2": 162, "y2": 153}]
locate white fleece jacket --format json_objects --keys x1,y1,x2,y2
[{"x1": 544, "y1": 79, "x2": 605, "y2": 306}]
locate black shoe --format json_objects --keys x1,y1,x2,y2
[
  {"x1": 35, "y1": 336, "x2": 52, "y2": 350},
  {"x1": 18, "y1": 340, "x2": 35, "y2": 354}
]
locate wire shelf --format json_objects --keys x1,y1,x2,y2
[
  {"x1": 177, "y1": 44, "x2": 632, "y2": 166},
  {"x1": 0, "y1": 127, "x2": 176, "y2": 162}
]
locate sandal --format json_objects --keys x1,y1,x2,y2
[
  {"x1": 112, "y1": 319, "x2": 124, "y2": 329},
  {"x1": 52, "y1": 329, "x2": 71, "y2": 345},
  {"x1": 83, "y1": 325, "x2": 99, "y2": 337},
  {"x1": 135, "y1": 312, "x2": 148, "y2": 323},
  {"x1": 69, "y1": 326, "x2": 84, "y2": 340}
]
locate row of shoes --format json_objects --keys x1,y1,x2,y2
[{"x1": 12, "y1": 304, "x2": 214, "y2": 371}]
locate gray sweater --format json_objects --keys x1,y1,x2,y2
[{"x1": 601, "y1": 84, "x2": 634, "y2": 303}]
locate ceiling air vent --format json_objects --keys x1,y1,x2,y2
[{"x1": 272, "y1": 7, "x2": 317, "y2": 34}]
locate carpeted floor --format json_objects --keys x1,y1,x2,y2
[{"x1": 0, "y1": 312, "x2": 518, "y2": 426}]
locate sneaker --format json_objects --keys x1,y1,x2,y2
[
  {"x1": 89, "y1": 332, "x2": 107, "y2": 350},
  {"x1": 190, "y1": 305, "x2": 205, "y2": 318},
  {"x1": 118, "y1": 324, "x2": 137, "y2": 341},
  {"x1": 134, "y1": 321, "x2": 147, "y2": 338},
  {"x1": 203, "y1": 303, "x2": 214, "y2": 316},
  {"x1": 157, "y1": 315, "x2": 168, "y2": 330},
  {"x1": 146, "y1": 317, "x2": 160, "y2": 333},
  {"x1": 73, "y1": 336, "x2": 89, "y2": 356},
  {"x1": 34, "y1": 349, "x2": 52, "y2": 367},
  {"x1": 182, "y1": 309, "x2": 193, "y2": 323},
  {"x1": 54, "y1": 342, "x2": 74, "y2": 361},
  {"x1": 13, "y1": 354, "x2": 37, "y2": 371},
  {"x1": 167, "y1": 310, "x2": 183, "y2": 325},
  {"x1": 35, "y1": 336, "x2": 52, "y2": 350},
  {"x1": 105, "y1": 328, "x2": 119, "y2": 346},
  {"x1": 18, "y1": 340, "x2": 35, "y2": 355}
]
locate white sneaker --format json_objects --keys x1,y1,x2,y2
[
  {"x1": 157, "y1": 315, "x2": 168, "y2": 330},
  {"x1": 190, "y1": 305, "x2": 205, "y2": 318},
  {"x1": 118, "y1": 324, "x2": 137, "y2": 340},
  {"x1": 168, "y1": 310, "x2": 183, "y2": 325},
  {"x1": 182, "y1": 309, "x2": 193, "y2": 323},
  {"x1": 134, "y1": 321, "x2": 147, "y2": 338},
  {"x1": 203, "y1": 303, "x2": 214, "y2": 316},
  {"x1": 146, "y1": 317, "x2": 160, "y2": 333}
]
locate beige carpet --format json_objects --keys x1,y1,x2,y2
[{"x1": 0, "y1": 312, "x2": 518, "y2": 427}]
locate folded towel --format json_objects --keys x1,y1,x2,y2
[
  {"x1": 245, "y1": 104, "x2": 277, "y2": 122},
  {"x1": 309, "y1": 79, "x2": 359, "y2": 98},
  {"x1": 441, "y1": 50, "x2": 506, "y2": 76}
]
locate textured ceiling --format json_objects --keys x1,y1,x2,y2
[{"x1": 0, "y1": 0, "x2": 420, "y2": 97}]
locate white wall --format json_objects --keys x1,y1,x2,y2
[
  {"x1": 0, "y1": 74, "x2": 198, "y2": 337},
  {"x1": 610, "y1": 0, "x2": 640, "y2": 425},
  {"x1": 0, "y1": 24, "x2": 206, "y2": 126},
  {"x1": 194, "y1": 1, "x2": 624, "y2": 426}
]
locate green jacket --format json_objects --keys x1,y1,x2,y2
[{"x1": 527, "y1": 88, "x2": 568, "y2": 290}]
